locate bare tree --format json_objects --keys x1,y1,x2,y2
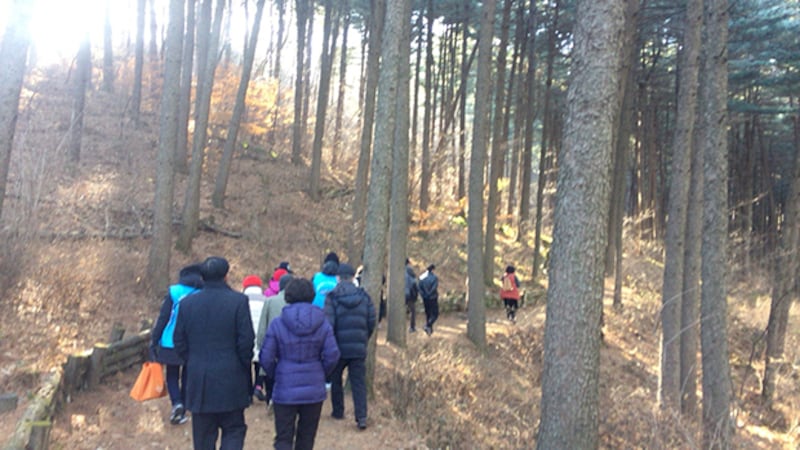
[
  {"x1": 291, "y1": 0, "x2": 311, "y2": 165},
  {"x1": 148, "y1": 0, "x2": 185, "y2": 294},
  {"x1": 132, "y1": 0, "x2": 146, "y2": 125},
  {"x1": 536, "y1": 0, "x2": 626, "y2": 447},
  {"x1": 0, "y1": 0, "x2": 32, "y2": 218},
  {"x1": 212, "y1": 0, "x2": 267, "y2": 208},
  {"x1": 102, "y1": 0, "x2": 114, "y2": 93},
  {"x1": 68, "y1": 35, "x2": 92, "y2": 164},
  {"x1": 466, "y1": 0, "x2": 496, "y2": 351},
  {"x1": 175, "y1": 0, "x2": 196, "y2": 174}
]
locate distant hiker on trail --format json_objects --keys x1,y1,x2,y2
[
  {"x1": 256, "y1": 273, "x2": 293, "y2": 407},
  {"x1": 312, "y1": 252, "x2": 340, "y2": 309},
  {"x1": 418, "y1": 264, "x2": 439, "y2": 336},
  {"x1": 241, "y1": 274, "x2": 267, "y2": 402},
  {"x1": 324, "y1": 263, "x2": 376, "y2": 430},
  {"x1": 500, "y1": 265, "x2": 521, "y2": 323},
  {"x1": 265, "y1": 261, "x2": 292, "y2": 297},
  {"x1": 174, "y1": 256, "x2": 254, "y2": 450},
  {"x1": 151, "y1": 263, "x2": 203, "y2": 425},
  {"x1": 259, "y1": 277, "x2": 340, "y2": 450},
  {"x1": 405, "y1": 259, "x2": 419, "y2": 332}
]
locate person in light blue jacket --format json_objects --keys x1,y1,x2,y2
[
  {"x1": 311, "y1": 252, "x2": 339, "y2": 309},
  {"x1": 150, "y1": 263, "x2": 203, "y2": 425}
]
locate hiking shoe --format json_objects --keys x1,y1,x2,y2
[
  {"x1": 253, "y1": 385, "x2": 266, "y2": 401},
  {"x1": 409, "y1": 327, "x2": 416, "y2": 333},
  {"x1": 357, "y1": 418, "x2": 367, "y2": 430},
  {"x1": 169, "y1": 403, "x2": 186, "y2": 425},
  {"x1": 424, "y1": 325, "x2": 432, "y2": 336},
  {"x1": 331, "y1": 413, "x2": 344, "y2": 420}
]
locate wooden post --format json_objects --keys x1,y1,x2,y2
[
  {"x1": 87, "y1": 344, "x2": 108, "y2": 389},
  {"x1": 108, "y1": 322, "x2": 125, "y2": 343}
]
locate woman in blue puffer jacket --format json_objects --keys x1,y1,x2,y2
[{"x1": 259, "y1": 277, "x2": 340, "y2": 450}]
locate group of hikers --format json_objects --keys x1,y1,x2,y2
[
  {"x1": 149, "y1": 252, "x2": 436, "y2": 449},
  {"x1": 148, "y1": 252, "x2": 520, "y2": 449}
]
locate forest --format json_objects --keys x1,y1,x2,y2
[{"x1": 1, "y1": 0, "x2": 799, "y2": 448}]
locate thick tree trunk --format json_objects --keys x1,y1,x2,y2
[
  {"x1": 698, "y1": 0, "x2": 733, "y2": 446},
  {"x1": 176, "y1": 0, "x2": 224, "y2": 252},
  {"x1": 386, "y1": 0, "x2": 412, "y2": 349},
  {"x1": 69, "y1": 36, "x2": 92, "y2": 164},
  {"x1": 175, "y1": 0, "x2": 196, "y2": 174},
  {"x1": 660, "y1": 0, "x2": 702, "y2": 412},
  {"x1": 346, "y1": 0, "x2": 385, "y2": 265},
  {"x1": 212, "y1": 0, "x2": 266, "y2": 208},
  {"x1": 309, "y1": 0, "x2": 340, "y2": 201},
  {"x1": 147, "y1": 0, "x2": 185, "y2": 295},
  {"x1": 536, "y1": 1, "x2": 625, "y2": 448},
  {"x1": 363, "y1": 0, "x2": 408, "y2": 392},
  {"x1": 0, "y1": 0, "x2": 32, "y2": 218},
  {"x1": 466, "y1": 0, "x2": 495, "y2": 351},
  {"x1": 290, "y1": 0, "x2": 309, "y2": 165}
]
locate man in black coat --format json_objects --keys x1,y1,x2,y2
[
  {"x1": 175, "y1": 256, "x2": 255, "y2": 450},
  {"x1": 324, "y1": 263, "x2": 376, "y2": 430}
]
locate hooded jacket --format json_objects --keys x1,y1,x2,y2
[
  {"x1": 259, "y1": 302, "x2": 340, "y2": 405},
  {"x1": 150, "y1": 268, "x2": 203, "y2": 365},
  {"x1": 312, "y1": 260, "x2": 339, "y2": 308},
  {"x1": 324, "y1": 282, "x2": 376, "y2": 359}
]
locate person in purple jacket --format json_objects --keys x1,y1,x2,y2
[{"x1": 259, "y1": 277, "x2": 340, "y2": 450}]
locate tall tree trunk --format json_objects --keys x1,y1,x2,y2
[
  {"x1": 507, "y1": 0, "x2": 527, "y2": 219},
  {"x1": 698, "y1": 0, "x2": 733, "y2": 446},
  {"x1": 346, "y1": 0, "x2": 385, "y2": 265},
  {"x1": 332, "y1": 2, "x2": 350, "y2": 168},
  {"x1": 176, "y1": 0, "x2": 224, "y2": 252},
  {"x1": 536, "y1": 1, "x2": 625, "y2": 448},
  {"x1": 273, "y1": 0, "x2": 286, "y2": 79},
  {"x1": 212, "y1": 0, "x2": 266, "y2": 208},
  {"x1": 149, "y1": 0, "x2": 159, "y2": 62},
  {"x1": 457, "y1": 8, "x2": 469, "y2": 202},
  {"x1": 483, "y1": 0, "x2": 512, "y2": 284},
  {"x1": 660, "y1": 0, "x2": 702, "y2": 412},
  {"x1": 132, "y1": 0, "x2": 146, "y2": 125},
  {"x1": 517, "y1": 0, "x2": 537, "y2": 241},
  {"x1": 147, "y1": 0, "x2": 185, "y2": 295},
  {"x1": 363, "y1": 0, "x2": 408, "y2": 392},
  {"x1": 762, "y1": 110, "x2": 800, "y2": 405},
  {"x1": 386, "y1": 0, "x2": 412, "y2": 349},
  {"x1": 466, "y1": 0, "x2": 495, "y2": 351},
  {"x1": 291, "y1": 0, "x2": 309, "y2": 165},
  {"x1": 300, "y1": 7, "x2": 314, "y2": 158},
  {"x1": 410, "y1": 10, "x2": 423, "y2": 180},
  {"x1": 175, "y1": 0, "x2": 196, "y2": 174},
  {"x1": 0, "y1": 0, "x2": 32, "y2": 218},
  {"x1": 69, "y1": 35, "x2": 92, "y2": 164},
  {"x1": 418, "y1": 0, "x2": 434, "y2": 214},
  {"x1": 102, "y1": 0, "x2": 115, "y2": 93},
  {"x1": 309, "y1": 0, "x2": 340, "y2": 201}
]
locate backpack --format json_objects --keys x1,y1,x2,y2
[{"x1": 502, "y1": 274, "x2": 515, "y2": 292}]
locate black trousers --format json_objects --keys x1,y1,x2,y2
[
  {"x1": 330, "y1": 357, "x2": 367, "y2": 421},
  {"x1": 273, "y1": 401, "x2": 323, "y2": 450},
  {"x1": 191, "y1": 409, "x2": 247, "y2": 450},
  {"x1": 423, "y1": 296, "x2": 439, "y2": 329},
  {"x1": 406, "y1": 299, "x2": 417, "y2": 329}
]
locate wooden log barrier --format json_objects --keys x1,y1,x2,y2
[{"x1": 3, "y1": 370, "x2": 62, "y2": 450}]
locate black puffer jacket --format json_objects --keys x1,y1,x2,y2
[{"x1": 324, "y1": 281, "x2": 376, "y2": 359}]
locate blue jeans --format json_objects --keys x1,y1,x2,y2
[
  {"x1": 166, "y1": 364, "x2": 186, "y2": 406},
  {"x1": 330, "y1": 357, "x2": 367, "y2": 421}
]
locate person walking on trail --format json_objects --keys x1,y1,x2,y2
[
  {"x1": 404, "y1": 259, "x2": 419, "y2": 332},
  {"x1": 259, "y1": 278, "x2": 340, "y2": 450},
  {"x1": 256, "y1": 273, "x2": 293, "y2": 406},
  {"x1": 324, "y1": 263, "x2": 376, "y2": 430},
  {"x1": 265, "y1": 261, "x2": 292, "y2": 297},
  {"x1": 241, "y1": 274, "x2": 267, "y2": 402},
  {"x1": 500, "y1": 265, "x2": 521, "y2": 323},
  {"x1": 151, "y1": 263, "x2": 203, "y2": 425},
  {"x1": 418, "y1": 264, "x2": 439, "y2": 336},
  {"x1": 312, "y1": 252, "x2": 340, "y2": 309},
  {"x1": 174, "y1": 256, "x2": 255, "y2": 450}
]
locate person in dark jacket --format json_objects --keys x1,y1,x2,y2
[
  {"x1": 259, "y1": 278, "x2": 340, "y2": 450},
  {"x1": 404, "y1": 259, "x2": 419, "y2": 332},
  {"x1": 150, "y1": 263, "x2": 203, "y2": 425},
  {"x1": 174, "y1": 256, "x2": 255, "y2": 450},
  {"x1": 418, "y1": 264, "x2": 439, "y2": 336},
  {"x1": 324, "y1": 263, "x2": 376, "y2": 430}
]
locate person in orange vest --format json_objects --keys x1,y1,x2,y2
[{"x1": 500, "y1": 265, "x2": 521, "y2": 323}]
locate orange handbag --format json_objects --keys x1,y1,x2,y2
[{"x1": 129, "y1": 361, "x2": 167, "y2": 402}]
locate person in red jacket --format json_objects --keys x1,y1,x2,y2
[{"x1": 500, "y1": 265, "x2": 521, "y2": 323}]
